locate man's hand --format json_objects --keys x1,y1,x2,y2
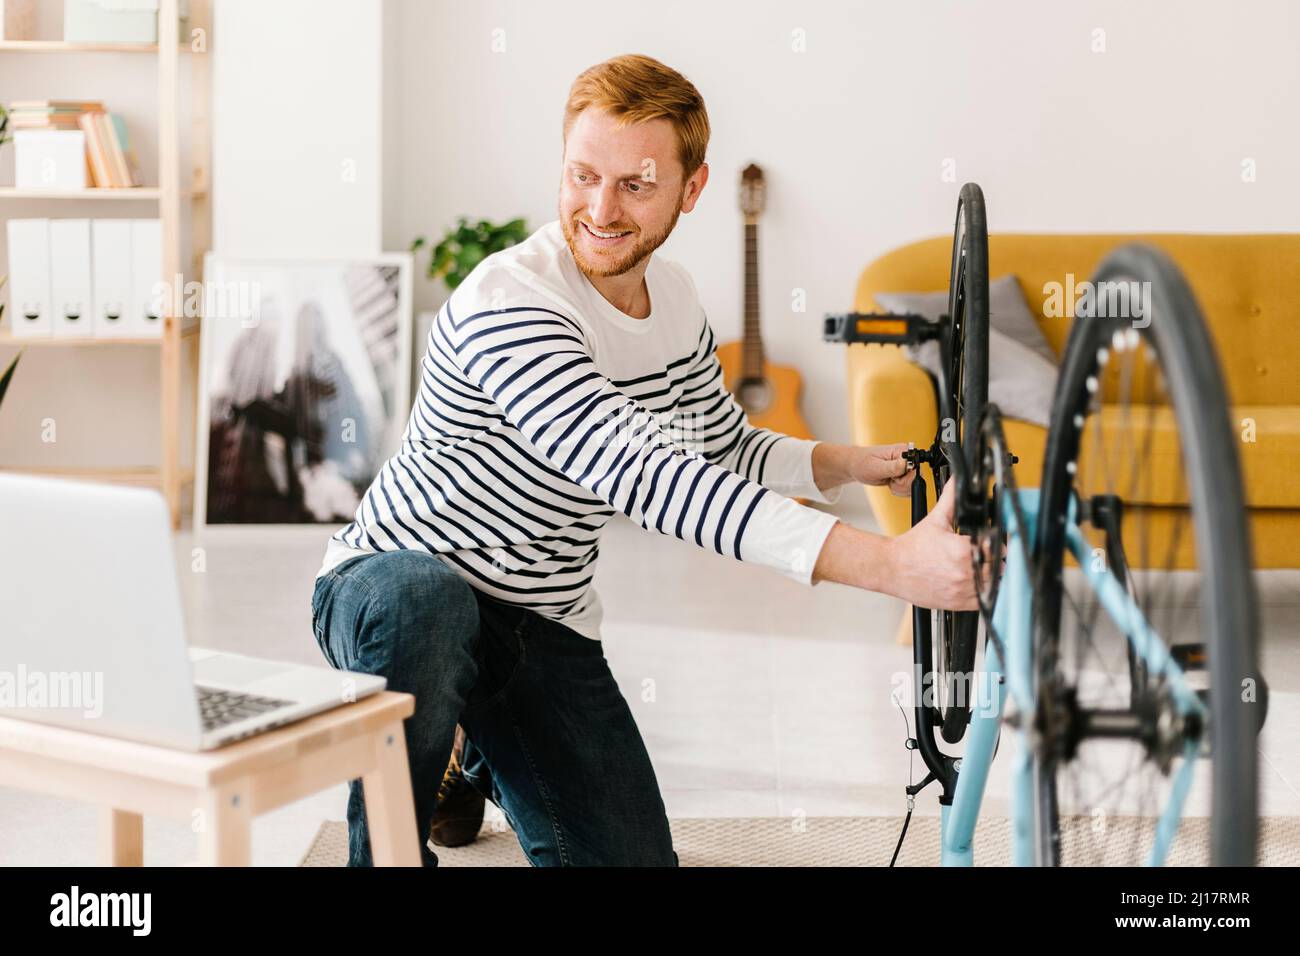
[
  {"x1": 811, "y1": 441, "x2": 918, "y2": 498},
  {"x1": 882, "y1": 478, "x2": 978, "y2": 611},
  {"x1": 850, "y1": 442, "x2": 916, "y2": 498},
  {"x1": 810, "y1": 478, "x2": 979, "y2": 612}
]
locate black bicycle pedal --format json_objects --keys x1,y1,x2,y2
[
  {"x1": 823, "y1": 312, "x2": 941, "y2": 346},
  {"x1": 1169, "y1": 643, "x2": 1208, "y2": 671}
]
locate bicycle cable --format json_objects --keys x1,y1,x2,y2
[{"x1": 889, "y1": 690, "x2": 916, "y2": 867}]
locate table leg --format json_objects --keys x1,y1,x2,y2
[
  {"x1": 362, "y1": 721, "x2": 421, "y2": 866},
  {"x1": 98, "y1": 807, "x2": 143, "y2": 866},
  {"x1": 198, "y1": 781, "x2": 252, "y2": 866}
]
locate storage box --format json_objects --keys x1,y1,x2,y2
[
  {"x1": 0, "y1": 0, "x2": 37, "y2": 41},
  {"x1": 14, "y1": 130, "x2": 88, "y2": 190},
  {"x1": 64, "y1": 0, "x2": 159, "y2": 44},
  {"x1": 130, "y1": 219, "x2": 164, "y2": 337},
  {"x1": 5, "y1": 219, "x2": 53, "y2": 338},
  {"x1": 92, "y1": 219, "x2": 135, "y2": 338},
  {"x1": 50, "y1": 219, "x2": 94, "y2": 338}
]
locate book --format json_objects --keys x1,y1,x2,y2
[
  {"x1": 99, "y1": 112, "x2": 131, "y2": 187},
  {"x1": 9, "y1": 101, "x2": 105, "y2": 130},
  {"x1": 10, "y1": 100, "x2": 105, "y2": 112},
  {"x1": 78, "y1": 112, "x2": 112, "y2": 187},
  {"x1": 108, "y1": 113, "x2": 143, "y2": 187},
  {"x1": 11, "y1": 113, "x2": 86, "y2": 130}
]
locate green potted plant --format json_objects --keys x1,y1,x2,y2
[
  {"x1": 411, "y1": 216, "x2": 529, "y2": 290},
  {"x1": 0, "y1": 351, "x2": 19, "y2": 410}
]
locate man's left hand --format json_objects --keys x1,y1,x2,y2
[{"x1": 851, "y1": 442, "x2": 916, "y2": 498}]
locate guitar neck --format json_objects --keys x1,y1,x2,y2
[{"x1": 742, "y1": 220, "x2": 766, "y2": 380}]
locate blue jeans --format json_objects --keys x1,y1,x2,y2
[{"x1": 309, "y1": 549, "x2": 676, "y2": 867}]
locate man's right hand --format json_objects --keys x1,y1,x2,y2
[{"x1": 881, "y1": 478, "x2": 978, "y2": 611}]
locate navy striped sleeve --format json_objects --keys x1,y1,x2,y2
[
  {"x1": 434, "y1": 300, "x2": 780, "y2": 563},
  {"x1": 675, "y1": 313, "x2": 837, "y2": 502}
]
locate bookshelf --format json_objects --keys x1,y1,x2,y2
[
  {"x1": 0, "y1": 40, "x2": 161, "y2": 53},
  {"x1": 0, "y1": 0, "x2": 211, "y2": 528},
  {"x1": 0, "y1": 186, "x2": 162, "y2": 199},
  {"x1": 0, "y1": 332, "x2": 164, "y2": 347}
]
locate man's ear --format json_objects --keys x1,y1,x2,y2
[{"x1": 681, "y1": 161, "x2": 709, "y2": 213}]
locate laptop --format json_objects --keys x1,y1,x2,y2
[{"x1": 0, "y1": 473, "x2": 385, "y2": 751}]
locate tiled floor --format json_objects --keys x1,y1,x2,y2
[{"x1": 2, "y1": 493, "x2": 1296, "y2": 865}]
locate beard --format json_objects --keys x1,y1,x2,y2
[{"x1": 560, "y1": 200, "x2": 682, "y2": 278}]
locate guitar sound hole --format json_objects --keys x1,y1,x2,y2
[{"x1": 734, "y1": 377, "x2": 773, "y2": 415}]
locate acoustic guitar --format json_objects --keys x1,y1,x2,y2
[{"x1": 717, "y1": 163, "x2": 813, "y2": 442}]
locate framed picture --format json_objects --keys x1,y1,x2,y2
[{"x1": 194, "y1": 253, "x2": 413, "y2": 529}]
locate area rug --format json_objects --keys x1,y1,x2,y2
[{"x1": 300, "y1": 815, "x2": 1300, "y2": 866}]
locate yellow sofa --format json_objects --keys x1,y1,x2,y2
[{"x1": 845, "y1": 233, "x2": 1300, "y2": 569}]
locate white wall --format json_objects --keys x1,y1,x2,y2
[
  {"x1": 212, "y1": 0, "x2": 382, "y2": 258},
  {"x1": 383, "y1": 0, "x2": 1300, "y2": 446}
]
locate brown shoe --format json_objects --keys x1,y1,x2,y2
[{"x1": 429, "y1": 727, "x2": 485, "y2": 848}]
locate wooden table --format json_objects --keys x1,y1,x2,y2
[{"x1": 0, "y1": 691, "x2": 420, "y2": 866}]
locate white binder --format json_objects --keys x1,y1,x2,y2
[
  {"x1": 4, "y1": 219, "x2": 53, "y2": 338},
  {"x1": 50, "y1": 219, "x2": 94, "y2": 338},
  {"x1": 91, "y1": 219, "x2": 135, "y2": 338},
  {"x1": 130, "y1": 219, "x2": 164, "y2": 338}
]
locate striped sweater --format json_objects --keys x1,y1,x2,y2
[{"x1": 316, "y1": 220, "x2": 841, "y2": 640}]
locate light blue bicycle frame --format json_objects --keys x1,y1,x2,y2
[{"x1": 936, "y1": 485, "x2": 1209, "y2": 866}]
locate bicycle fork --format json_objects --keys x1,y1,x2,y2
[
  {"x1": 901, "y1": 451, "x2": 1012, "y2": 862},
  {"x1": 934, "y1": 488, "x2": 1209, "y2": 867},
  {"x1": 938, "y1": 487, "x2": 1029, "y2": 867}
]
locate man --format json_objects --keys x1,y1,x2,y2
[{"x1": 310, "y1": 53, "x2": 977, "y2": 867}]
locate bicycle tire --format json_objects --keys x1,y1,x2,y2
[
  {"x1": 933, "y1": 182, "x2": 989, "y2": 745},
  {"x1": 1031, "y1": 243, "x2": 1259, "y2": 866}
]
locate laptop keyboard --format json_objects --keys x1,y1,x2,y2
[{"x1": 196, "y1": 685, "x2": 294, "y2": 732}]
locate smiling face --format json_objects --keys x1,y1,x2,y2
[{"x1": 559, "y1": 107, "x2": 707, "y2": 278}]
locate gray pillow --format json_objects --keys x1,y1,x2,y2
[{"x1": 874, "y1": 275, "x2": 1058, "y2": 428}]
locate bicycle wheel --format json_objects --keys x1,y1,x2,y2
[
  {"x1": 931, "y1": 182, "x2": 990, "y2": 745},
  {"x1": 1032, "y1": 243, "x2": 1260, "y2": 866}
]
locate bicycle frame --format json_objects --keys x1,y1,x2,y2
[{"x1": 926, "y1": 484, "x2": 1209, "y2": 867}]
